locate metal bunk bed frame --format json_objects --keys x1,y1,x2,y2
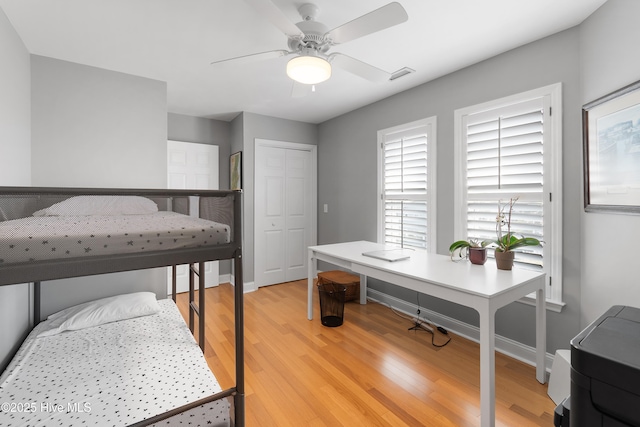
[{"x1": 0, "y1": 186, "x2": 245, "y2": 427}]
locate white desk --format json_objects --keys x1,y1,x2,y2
[{"x1": 307, "y1": 241, "x2": 546, "y2": 427}]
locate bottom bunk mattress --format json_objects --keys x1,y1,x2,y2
[{"x1": 0, "y1": 296, "x2": 229, "y2": 427}]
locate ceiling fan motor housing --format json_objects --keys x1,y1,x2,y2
[{"x1": 289, "y1": 19, "x2": 330, "y2": 53}]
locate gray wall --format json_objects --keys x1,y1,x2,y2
[
  {"x1": 31, "y1": 55, "x2": 167, "y2": 188},
  {"x1": 318, "y1": 27, "x2": 584, "y2": 353},
  {"x1": 167, "y1": 112, "x2": 233, "y2": 275},
  {"x1": 0, "y1": 10, "x2": 30, "y2": 186},
  {"x1": 30, "y1": 55, "x2": 169, "y2": 315},
  {"x1": 237, "y1": 112, "x2": 318, "y2": 286},
  {"x1": 0, "y1": 8, "x2": 32, "y2": 371},
  {"x1": 579, "y1": 0, "x2": 640, "y2": 327}
]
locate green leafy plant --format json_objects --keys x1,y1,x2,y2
[
  {"x1": 449, "y1": 238, "x2": 492, "y2": 260},
  {"x1": 494, "y1": 196, "x2": 540, "y2": 252}
]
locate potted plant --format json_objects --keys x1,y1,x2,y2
[
  {"x1": 493, "y1": 197, "x2": 541, "y2": 270},
  {"x1": 449, "y1": 238, "x2": 492, "y2": 265}
]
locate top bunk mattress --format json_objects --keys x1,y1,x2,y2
[
  {"x1": 0, "y1": 298, "x2": 229, "y2": 426},
  {"x1": 0, "y1": 211, "x2": 230, "y2": 265}
]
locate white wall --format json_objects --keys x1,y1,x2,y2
[
  {"x1": 0, "y1": 8, "x2": 32, "y2": 371},
  {"x1": 30, "y1": 55, "x2": 170, "y2": 312},
  {"x1": 579, "y1": 0, "x2": 640, "y2": 327}
]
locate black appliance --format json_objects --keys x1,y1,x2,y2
[{"x1": 568, "y1": 305, "x2": 640, "y2": 427}]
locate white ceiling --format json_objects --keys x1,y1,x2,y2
[{"x1": 1, "y1": 0, "x2": 607, "y2": 124}]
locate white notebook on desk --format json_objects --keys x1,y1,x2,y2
[{"x1": 362, "y1": 248, "x2": 413, "y2": 262}]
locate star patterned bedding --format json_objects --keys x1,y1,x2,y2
[
  {"x1": 0, "y1": 298, "x2": 229, "y2": 427},
  {"x1": 0, "y1": 211, "x2": 231, "y2": 265}
]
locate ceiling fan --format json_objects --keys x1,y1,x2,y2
[{"x1": 211, "y1": 1, "x2": 409, "y2": 86}]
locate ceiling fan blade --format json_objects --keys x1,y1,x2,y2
[
  {"x1": 329, "y1": 53, "x2": 391, "y2": 83},
  {"x1": 211, "y1": 50, "x2": 290, "y2": 66},
  {"x1": 243, "y1": 0, "x2": 304, "y2": 40},
  {"x1": 324, "y1": 2, "x2": 408, "y2": 45}
]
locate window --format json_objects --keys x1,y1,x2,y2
[
  {"x1": 377, "y1": 117, "x2": 437, "y2": 252},
  {"x1": 454, "y1": 84, "x2": 563, "y2": 307}
]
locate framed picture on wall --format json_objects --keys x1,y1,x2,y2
[
  {"x1": 230, "y1": 151, "x2": 242, "y2": 190},
  {"x1": 583, "y1": 79, "x2": 640, "y2": 213}
]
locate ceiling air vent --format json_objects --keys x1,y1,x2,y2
[{"x1": 389, "y1": 67, "x2": 415, "y2": 81}]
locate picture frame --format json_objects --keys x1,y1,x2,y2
[
  {"x1": 230, "y1": 151, "x2": 242, "y2": 190},
  {"x1": 583, "y1": 79, "x2": 640, "y2": 214}
]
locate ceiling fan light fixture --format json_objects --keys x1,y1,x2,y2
[{"x1": 286, "y1": 55, "x2": 331, "y2": 85}]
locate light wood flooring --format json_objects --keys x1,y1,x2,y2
[{"x1": 176, "y1": 280, "x2": 555, "y2": 427}]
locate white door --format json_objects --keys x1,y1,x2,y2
[
  {"x1": 167, "y1": 140, "x2": 219, "y2": 294},
  {"x1": 255, "y1": 141, "x2": 315, "y2": 287}
]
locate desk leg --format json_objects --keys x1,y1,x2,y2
[
  {"x1": 308, "y1": 250, "x2": 317, "y2": 320},
  {"x1": 536, "y1": 283, "x2": 547, "y2": 383},
  {"x1": 359, "y1": 274, "x2": 367, "y2": 305},
  {"x1": 479, "y1": 305, "x2": 496, "y2": 427}
]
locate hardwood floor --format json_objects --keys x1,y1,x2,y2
[{"x1": 176, "y1": 280, "x2": 555, "y2": 427}]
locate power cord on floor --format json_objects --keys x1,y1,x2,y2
[
  {"x1": 378, "y1": 300, "x2": 452, "y2": 348},
  {"x1": 408, "y1": 318, "x2": 451, "y2": 348},
  {"x1": 413, "y1": 292, "x2": 451, "y2": 348},
  {"x1": 409, "y1": 322, "x2": 451, "y2": 348}
]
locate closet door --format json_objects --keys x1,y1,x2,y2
[
  {"x1": 255, "y1": 142, "x2": 314, "y2": 287},
  {"x1": 167, "y1": 140, "x2": 219, "y2": 294},
  {"x1": 284, "y1": 149, "x2": 311, "y2": 281}
]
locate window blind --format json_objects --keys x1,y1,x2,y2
[
  {"x1": 465, "y1": 98, "x2": 544, "y2": 271},
  {"x1": 383, "y1": 131, "x2": 429, "y2": 250}
]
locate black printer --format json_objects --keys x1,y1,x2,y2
[{"x1": 569, "y1": 305, "x2": 640, "y2": 427}]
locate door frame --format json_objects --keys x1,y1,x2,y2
[{"x1": 254, "y1": 138, "x2": 317, "y2": 288}]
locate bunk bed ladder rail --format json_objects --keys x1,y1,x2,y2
[
  {"x1": 169, "y1": 263, "x2": 205, "y2": 352},
  {"x1": 190, "y1": 262, "x2": 206, "y2": 351}
]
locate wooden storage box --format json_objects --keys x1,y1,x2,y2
[{"x1": 317, "y1": 270, "x2": 360, "y2": 302}]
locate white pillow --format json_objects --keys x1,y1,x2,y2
[
  {"x1": 38, "y1": 292, "x2": 161, "y2": 338},
  {"x1": 33, "y1": 195, "x2": 158, "y2": 216}
]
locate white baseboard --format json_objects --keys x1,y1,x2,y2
[
  {"x1": 367, "y1": 288, "x2": 554, "y2": 375},
  {"x1": 244, "y1": 281, "x2": 257, "y2": 293},
  {"x1": 228, "y1": 274, "x2": 257, "y2": 293}
]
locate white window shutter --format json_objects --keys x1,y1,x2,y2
[
  {"x1": 465, "y1": 98, "x2": 545, "y2": 271},
  {"x1": 454, "y1": 83, "x2": 563, "y2": 307},
  {"x1": 379, "y1": 119, "x2": 435, "y2": 251}
]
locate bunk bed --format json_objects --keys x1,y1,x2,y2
[{"x1": 0, "y1": 187, "x2": 244, "y2": 427}]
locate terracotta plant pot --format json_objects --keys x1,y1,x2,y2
[
  {"x1": 468, "y1": 247, "x2": 488, "y2": 265},
  {"x1": 495, "y1": 250, "x2": 515, "y2": 270}
]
